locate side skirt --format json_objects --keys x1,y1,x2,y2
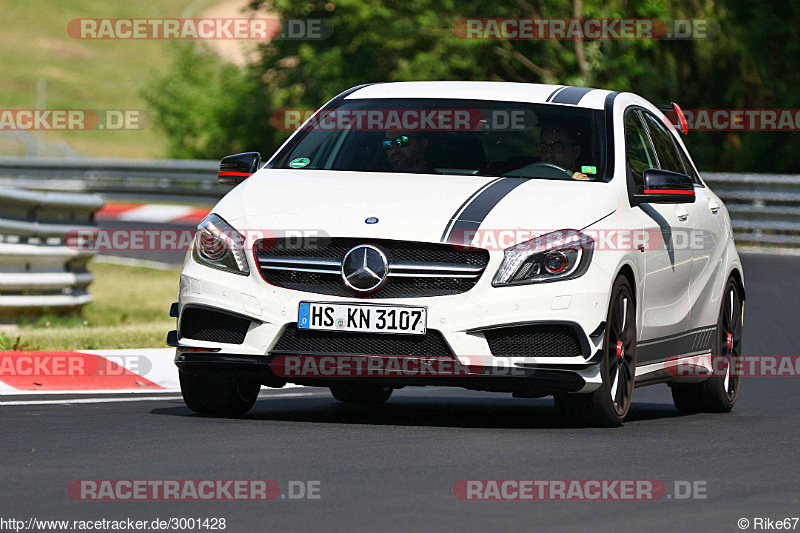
[{"x1": 634, "y1": 352, "x2": 714, "y2": 387}]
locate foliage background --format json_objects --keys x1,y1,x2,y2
[{"x1": 142, "y1": 0, "x2": 800, "y2": 172}]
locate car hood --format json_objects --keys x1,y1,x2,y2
[{"x1": 215, "y1": 169, "x2": 616, "y2": 246}]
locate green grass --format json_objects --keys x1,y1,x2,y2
[
  {"x1": 0, "y1": 323, "x2": 175, "y2": 351},
  {"x1": 2, "y1": 262, "x2": 180, "y2": 350},
  {"x1": 0, "y1": 0, "x2": 197, "y2": 158}
]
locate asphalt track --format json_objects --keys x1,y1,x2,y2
[{"x1": 2, "y1": 253, "x2": 799, "y2": 532}]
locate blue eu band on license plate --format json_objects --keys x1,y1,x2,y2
[
  {"x1": 298, "y1": 302, "x2": 311, "y2": 329},
  {"x1": 298, "y1": 302, "x2": 427, "y2": 335}
]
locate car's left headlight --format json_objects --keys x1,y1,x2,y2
[
  {"x1": 492, "y1": 229, "x2": 594, "y2": 286},
  {"x1": 192, "y1": 214, "x2": 250, "y2": 276}
]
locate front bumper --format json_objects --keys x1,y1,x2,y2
[{"x1": 170, "y1": 250, "x2": 615, "y2": 394}]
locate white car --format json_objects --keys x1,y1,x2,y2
[{"x1": 169, "y1": 81, "x2": 745, "y2": 426}]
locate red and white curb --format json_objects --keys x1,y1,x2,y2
[
  {"x1": 96, "y1": 203, "x2": 211, "y2": 225},
  {"x1": 0, "y1": 349, "x2": 305, "y2": 400},
  {"x1": 0, "y1": 348, "x2": 179, "y2": 393}
]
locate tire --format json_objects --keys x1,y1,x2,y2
[
  {"x1": 671, "y1": 277, "x2": 742, "y2": 413},
  {"x1": 179, "y1": 371, "x2": 260, "y2": 416},
  {"x1": 555, "y1": 276, "x2": 637, "y2": 427},
  {"x1": 330, "y1": 384, "x2": 393, "y2": 404}
]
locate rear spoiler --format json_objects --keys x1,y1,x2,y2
[{"x1": 655, "y1": 102, "x2": 689, "y2": 135}]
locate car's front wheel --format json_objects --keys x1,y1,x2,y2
[
  {"x1": 555, "y1": 276, "x2": 637, "y2": 427},
  {"x1": 330, "y1": 384, "x2": 393, "y2": 404},
  {"x1": 670, "y1": 277, "x2": 742, "y2": 413},
  {"x1": 179, "y1": 371, "x2": 260, "y2": 416}
]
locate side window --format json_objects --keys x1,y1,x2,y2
[
  {"x1": 624, "y1": 110, "x2": 656, "y2": 193},
  {"x1": 642, "y1": 113, "x2": 687, "y2": 175},
  {"x1": 674, "y1": 140, "x2": 703, "y2": 186}
]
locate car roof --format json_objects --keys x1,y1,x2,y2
[{"x1": 345, "y1": 81, "x2": 614, "y2": 110}]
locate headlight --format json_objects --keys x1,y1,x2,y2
[
  {"x1": 192, "y1": 214, "x2": 250, "y2": 276},
  {"x1": 492, "y1": 229, "x2": 593, "y2": 286}
]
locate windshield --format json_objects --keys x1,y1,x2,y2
[{"x1": 275, "y1": 98, "x2": 607, "y2": 181}]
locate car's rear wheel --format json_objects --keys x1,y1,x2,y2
[
  {"x1": 179, "y1": 371, "x2": 260, "y2": 416},
  {"x1": 555, "y1": 276, "x2": 637, "y2": 427},
  {"x1": 330, "y1": 384, "x2": 393, "y2": 404},
  {"x1": 671, "y1": 277, "x2": 742, "y2": 413}
]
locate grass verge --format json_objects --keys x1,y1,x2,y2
[
  {"x1": 1, "y1": 261, "x2": 179, "y2": 351},
  {"x1": 0, "y1": 0, "x2": 196, "y2": 158}
]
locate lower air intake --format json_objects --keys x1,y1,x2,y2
[
  {"x1": 484, "y1": 324, "x2": 584, "y2": 358},
  {"x1": 179, "y1": 307, "x2": 251, "y2": 345}
]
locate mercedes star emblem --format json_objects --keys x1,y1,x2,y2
[{"x1": 341, "y1": 244, "x2": 389, "y2": 292}]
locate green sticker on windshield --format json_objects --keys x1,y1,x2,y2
[
  {"x1": 289, "y1": 157, "x2": 310, "y2": 168},
  {"x1": 581, "y1": 165, "x2": 597, "y2": 174}
]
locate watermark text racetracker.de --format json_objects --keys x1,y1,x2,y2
[
  {"x1": 269, "y1": 108, "x2": 537, "y2": 132},
  {"x1": 68, "y1": 18, "x2": 333, "y2": 40},
  {"x1": 0, "y1": 109, "x2": 149, "y2": 131},
  {"x1": 453, "y1": 18, "x2": 718, "y2": 40},
  {"x1": 666, "y1": 355, "x2": 800, "y2": 378},
  {"x1": 0, "y1": 353, "x2": 152, "y2": 378},
  {"x1": 271, "y1": 355, "x2": 477, "y2": 378},
  {"x1": 448, "y1": 228, "x2": 714, "y2": 252},
  {"x1": 678, "y1": 109, "x2": 800, "y2": 131},
  {"x1": 453, "y1": 479, "x2": 708, "y2": 500},
  {"x1": 65, "y1": 229, "x2": 326, "y2": 253},
  {"x1": 67, "y1": 479, "x2": 321, "y2": 501}
]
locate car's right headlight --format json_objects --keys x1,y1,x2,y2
[
  {"x1": 192, "y1": 214, "x2": 250, "y2": 276},
  {"x1": 492, "y1": 229, "x2": 594, "y2": 286}
]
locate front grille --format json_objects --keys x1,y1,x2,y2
[
  {"x1": 484, "y1": 325, "x2": 584, "y2": 358},
  {"x1": 255, "y1": 237, "x2": 489, "y2": 298},
  {"x1": 271, "y1": 325, "x2": 454, "y2": 356},
  {"x1": 179, "y1": 307, "x2": 251, "y2": 345}
]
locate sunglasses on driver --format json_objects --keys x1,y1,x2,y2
[{"x1": 381, "y1": 135, "x2": 415, "y2": 150}]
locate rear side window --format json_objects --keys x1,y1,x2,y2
[
  {"x1": 624, "y1": 110, "x2": 657, "y2": 193},
  {"x1": 642, "y1": 113, "x2": 687, "y2": 175}
]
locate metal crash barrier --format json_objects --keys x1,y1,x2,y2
[
  {"x1": 704, "y1": 173, "x2": 800, "y2": 248},
  {"x1": 0, "y1": 187, "x2": 104, "y2": 321}
]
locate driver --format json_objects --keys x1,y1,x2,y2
[
  {"x1": 539, "y1": 125, "x2": 591, "y2": 181},
  {"x1": 383, "y1": 131, "x2": 430, "y2": 173}
]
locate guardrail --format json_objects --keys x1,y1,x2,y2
[
  {"x1": 0, "y1": 157, "x2": 222, "y2": 201},
  {"x1": 0, "y1": 187, "x2": 104, "y2": 322},
  {"x1": 0, "y1": 158, "x2": 797, "y2": 250},
  {"x1": 704, "y1": 172, "x2": 800, "y2": 248}
]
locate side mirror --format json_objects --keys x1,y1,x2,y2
[
  {"x1": 632, "y1": 168, "x2": 695, "y2": 205},
  {"x1": 218, "y1": 152, "x2": 261, "y2": 184}
]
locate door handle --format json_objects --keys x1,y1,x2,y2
[
  {"x1": 675, "y1": 206, "x2": 689, "y2": 222},
  {"x1": 709, "y1": 200, "x2": 720, "y2": 214}
]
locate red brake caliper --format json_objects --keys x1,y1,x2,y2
[
  {"x1": 616, "y1": 340, "x2": 624, "y2": 361},
  {"x1": 726, "y1": 333, "x2": 733, "y2": 351}
]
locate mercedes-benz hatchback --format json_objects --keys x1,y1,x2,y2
[{"x1": 169, "y1": 81, "x2": 744, "y2": 426}]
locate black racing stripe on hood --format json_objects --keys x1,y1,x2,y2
[
  {"x1": 439, "y1": 177, "x2": 503, "y2": 242},
  {"x1": 550, "y1": 87, "x2": 595, "y2": 105},
  {"x1": 442, "y1": 178, "x2": 528, "y2": 245},
  {"x1": 545, "y1": 86, "x2": 567, "y2": 102}
]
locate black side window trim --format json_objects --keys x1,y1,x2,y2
[
  {"x1": 639, "y1": 109, "x2": 704, "y2": 187},
  {"x1": 623, "y1": 106, "x2": 658, "y2": 198}
]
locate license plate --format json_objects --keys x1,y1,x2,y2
[{"x1": 298, "y1": 302, "x2": 427, "y2": 335}]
